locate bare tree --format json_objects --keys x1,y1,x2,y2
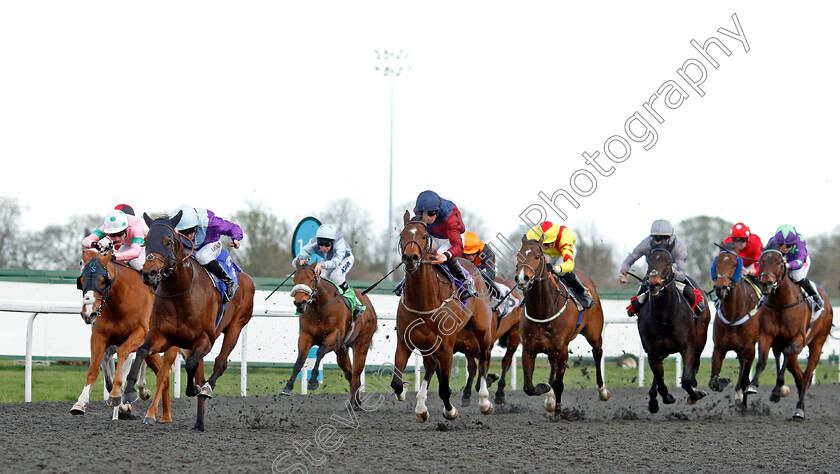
[
  {"x1": 319, "y1": 198, "x2": 382, "y2": 280},
  {"x1": 0, "y1": 197, "x2": 24, "y2": 268},
  {"x1": 24, "y1": 214, "x2": 102, "y2": 271},
  {"x1": 805, "y1": 230, "x2": 840, "y2": 299},
  {"x1": 234, "y1": 204, "x2": 291, "y2": 278},
  {"x1": 676, "y1": 215, "x2": 733, "y2": 287}
]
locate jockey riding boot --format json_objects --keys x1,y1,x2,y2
[
  {"x1": 205, "y1": 260, "x2": 238, "y2": 302},
  {"x1": 445, "y1": 258, "x2": 478, "y2": 297},
  {"x1": 797, "y1": 278, "x2": 824, "y2": 310},
  {"x1": 682, "y1": 280, "x2": 705, "y2": 315},
  {"x1": 339, "y1": 281, "x2": 366, "y2": 321},
  {"x1": 561, "y1": 272, "x2": 593, "y2": 309},
  {"x1": 393, "y1": 278, "x2": 405, "y2": 297},
  {"x1": 626, "y1": 286, "x2": 647, "y2": 317}
]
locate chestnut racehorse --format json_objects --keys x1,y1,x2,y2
[
  {"x1": 279, "y1": 260, "x2": 378, "y2": 406},
  {"x1": 514, "y1": 237, "x2": 609, "y2": 418},
  {"x1": 389, "y1": 211, "x2": 495, "y2": 422},
  {"x1": 709, "y1": 244, "x2": 762, "y2": 409},
  {"x1": 122, "y1": 212, "x2": 255, "y2": 431},
  {"x1": 746, "y1": 248, "x2": 833, "y2": 419},
  {"x1": 71, "y1": 249, "x2": 169, "y2": 420},
  {"x1": 456, "y1": 277, "x2": 522, "y2": 406},
  {"x1": 638, "y1": 247, "x2": 710, "y2": 413}
]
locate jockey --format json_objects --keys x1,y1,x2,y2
[
  {"x1": 463, "y1": 231, "x2": 501, "y2": 299},
  {"x1": 766, "y1": 224, "x2": 823, "y2": 310},
  {"x1": 722, "y1": 222, "x2": 763, "y2": 280},
  {"x1": 413, "y1": 190, "x2": 478, "y2": 297},
  {"x1": 526, "y1": 221, "x2": 593, "y2": 309},
  {"x1": 619, "y1": 219, "x2": 705, "y2": 316},
  {"x1": 294, "y1": 223, "x2": 366, "y2": 320},
  {"x1": 82, "y1": 209, "x2": 149, "y2": 271},
  {"x1": 173, "y1": 205, "x2": 242, "y2": 302}
]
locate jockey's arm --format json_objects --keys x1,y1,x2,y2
[
  {"x1": 82, "y1": 228, "x2": 105, "y2": 249},
  {"x1": 115, "y1": 238, "x2": 144, "y2": 262}
]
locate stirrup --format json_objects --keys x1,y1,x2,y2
[{"x1": 353, "y1": 304, "x2": 366, "y2": 320}]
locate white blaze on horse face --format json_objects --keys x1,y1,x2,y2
[
  {"x1": 82, "y1": 291, "x2": 96, "y2": 317},
  {"x1": 415, "y1": 379, "x2": 429, "y2": 415}
]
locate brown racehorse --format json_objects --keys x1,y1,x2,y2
[
  {"x1": 279, "y1": 261, "x2": 378, "y2": 406},
  {"x1": 389, "y1": 211, "x2": 495, "y2": 422},
  {"x1": 71, "y1": 249, "x2": 170, "y2": 420},
  {"x1": 514, "y1": 236, "x2": 609, "y2": 418},
  {"x1": 746, "y1": 248, "x2": 833, "y2": 419},
  {"x1": 638, "y1": 247, "x2": 710, "y2": 413},
  {"x1": 122, "y1": 212, "x2": 255, "y2": 431},
  {"x1": 456, "y1": 277, "x2": 522, "y2": 406},
  {"x1": 709, "y1": 244, "x2": 762, "y2": 410}
]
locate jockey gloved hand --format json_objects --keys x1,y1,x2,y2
[
  {"x1": 431, "y1": 253, "x2": 447, "y2": 264},
  {"x1": 618, "y1": 272, "x2": 628, "y2": 284},
  {"x1": 230, "y1": 239, "x2": 240, "y2": 249}
]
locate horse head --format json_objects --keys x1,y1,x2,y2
[
  {"x1": 291, "y1": 260, "x2": 320, "y2": 313},
  {"x1": 141, "y1": 211, "x2": 184, "y2": 290},
  {"x1": 757, "y1": 247, "x2": 786, "y2": 295},
  {"x1": 645, "y1": 247, "x2": 674, "y2": 297},
  {"x1": 713, "y1": 243, "x2": 741, "y2": 300},
  {"x1": 77, "y1": 250, "x2": 116, "y2": 324},
  {"x1": 399, "y1": 210, "x2": 431, "y2": 272},
  {"x1": 514, "y1": 235, "x2": 547, "y2": 292}
]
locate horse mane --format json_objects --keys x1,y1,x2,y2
[
  {"x1": 764, "y1": 241, "x2": 784, "y2": 251},
  {"x1": 721, "y1": 242, "x2": 738, "y2": 252}
]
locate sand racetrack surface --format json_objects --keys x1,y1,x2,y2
[{"x1": 2, "y1": 384, "x2": 839, "y2": 473}]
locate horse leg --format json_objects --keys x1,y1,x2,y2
[
  {"x1": 71, "y1": 333, "x2": 108, "y2": 415},
  {"x1": 460, "y1": 355, "x2": 476, "y2": 408},
  {"x1": 550, "y1": 347, "x2": 569, "y2": 419},
  {"x1": 186, "y1": 336, "x2": 214, "y2": 432},
  {"x1": 389, "y1": 338, "x2": 411, "y2": 401},
  {"x1": 495, "y1": 344, "x2": 516, "y2": 405},
  {"x1": 122, "y1": 330, "x2": 167, "y2": 404},
  {"x1": 101, "y1": 345, "x2": 117, "y2": 394},
  {"x1": 770, "y1": 346, "x2": 790, "y2": 402},
  {"x1": 521, "y1": 349, "x2": 538, "y2": 396},
  {"x1": 108, "y1": 328, "x2": 147, "y2": 407},
  {"x1": 414, "y1": 357, "x2": 437, "y2": 423},
  {"x1": 437, "y1": 352, "x2": 460, "y2": 421},
  {"x1": 783, "y1": 351, "x2": 807, "y2": 420},
  {"x1": 682, "y1": 348, "x2": 706, "y2": 404},
  {"x1": 206, "y1": 321, "x2": 247, "y2": 390},
  {"x1": 746, "y1": 333, "x2": 772, "y2": 394},
  {"x1": 280, "y1": 334, "x2": 313, "y2": 396},
  {"x1": 307, "y1": 340, "x2": 334, "y2": 392},
  {"x1": 348, "y1": 344, "x2": 371, "y2": 407},
  {"x1": 141, "y1": 348, "x2": 177, "y2": 425},
  {"x1": 649, "y1": 356, "x2": 673, "y2": 413},
  {"x1": 582, "y1": 326, "x2": 610, "y2": 401},
  {"x1": 708, "y1": 346, "x2": 730, "y2": 392}
]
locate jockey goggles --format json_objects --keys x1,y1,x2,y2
[
  {"x1": 107, "y1": 229, "x2": 127, "y2": 238},
  {"x1": 424, "y1": 210, "x2": 438, "y2": 217},
  {"x1": 651, "y1": 235, "x2": 670, "y2": 242},
  {"x1": 317, "y1": 238, "x2": 333, "y2": 248}
]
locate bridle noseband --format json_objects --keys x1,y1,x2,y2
[
  {"x1": 645, "y1": 248, "x2": 675, "y2": 292},
  {"x1": 758, "y1": 249, "x2": 786, "y2": 293},
  {"x1": 515, "y1": 241, "x2": 553, "y2": 292},
  {"x1": 399, "y1": 222, "x2": 432, "y2": 272},
  {"x1": 291, "y1": 267, "x2": 321, "y2": 306},
  {"x1": 78, "y1": 258, "x2": 115, "y2": 318},
  {"x1": 145, "y1": 222, "x2": 193, "y2": 277}
]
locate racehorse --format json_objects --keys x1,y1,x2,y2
[
  {"x1": 637, "y1": 247, "x2": 710, "y2": 413},
  {"x1": 389, "y1": 211, "x2": 495, "y2": 422},
  {"x1": 746, "y1": 247, "x2": 833, "y2": 419},
  {"x1": 71, "y1": 249, "x2": 169, "y2": 420},
  {"x1": 709, "y1": 244, "x2": 762, "y2": 409},
  {"x1": 122, "y1": 212, "x2": 255, "y2": 431},
  {"x1": 279, "y1": 260, "x2": 378, "y2": 406},
  {"x1": 514, "y1": 236, "x2": 609, "y2": 418},
  {"x1": 455, "y1": 278, "x2": 522, "y2": 406}
]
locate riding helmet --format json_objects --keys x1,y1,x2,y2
[
  {"x1": 102, "y1": 210, "x2": 128, "y2": 234},
  {"x1": 315, "y1": 224, "x2": 338, "y2": 241},
  {"x1": 415, "y1": 190, "x2": 442, "y2": 213},
  {"x1": 173, "y1": 205, "x2": 199, "y2": 231},
  {"x1": 773, "y1": 224, "x2": 798, "y2": 245},
  {"x1": 649, "y1": 219, "x2": 674, "y2": 236}
]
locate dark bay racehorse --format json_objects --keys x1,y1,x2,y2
[
  {"x1": 638, "y1": 247, "x2": 710, "y2": 413},
  {"x1": 455, "y1": 278, "x2": 522, "y2": 406},
  {"x1": 390, "y1": 211, "x2": 495, "y2": 422},
  {"x1": 515, "y1": 237, "x2": 609, "y2": 418},
  {"x1": 122, "y1": 212, "x2": 255, "y2": 431},
  {"x1": 747, "y1": 248, "x2": 833, "y2": 419},
  {"x1": 709, "y1": 244, "x2": 762, "y2": 409},
  {"x1": 72, "y1": 249, "x2": 169, "y2": 419},
  {"x1": 279, "y1": 261, "x2": 378, "y2": 406}
]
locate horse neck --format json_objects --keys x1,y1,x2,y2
[
  {"x1": 524, "y1": 271, "x2": 562, "y2": 316},
  {"x1": 403, "y1": 263, "x2": 445, "y2": 311},
  {"x1": 721, "y1": 280, "x2": 755, "y2": 319},
  {"x1": 313, "y1": 279, "x2": 341, "y2": 313},
  {"x1": 648, "y1": 282, "x2": 680, "y2": 314},
  {"x1": 161, "y1": 256, "x2": 196, "y2": 294},
  {"x1": 769, "y1": 273, "x2": 801, "y2": 304}
]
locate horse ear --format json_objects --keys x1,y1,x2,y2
[
  {"x1": 521, "y1": 234, "x2": 528, "y2": 244},
  {"x1": 171, "y1": 210, "x2": 183, "y2": 228},
  {"x1": 143, "y1": 212, "x2": 153, "y2": 227},
  {"x1": 538, "y1": 234, "x2": 545, "y2": 244},
  {"x1": 403, "y1": 210, "x2": 410, "y2": 225}
]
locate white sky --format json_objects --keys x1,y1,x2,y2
[{"x1": 1, "y1": 2, "x2": 838, "y2": 259}]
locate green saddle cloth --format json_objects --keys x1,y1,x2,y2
[{"x1": 325, "y1": 278, "x2": 360, "y2": 314}]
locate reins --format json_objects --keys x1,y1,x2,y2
[{"x1": 517, "y1": 241, "x2": 572, "y2": 323}]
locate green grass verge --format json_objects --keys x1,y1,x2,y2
[{"x1": 2, "y1": 357, "x2": 837, "y2": 403}]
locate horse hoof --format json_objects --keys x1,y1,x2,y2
[
  {"x1": 307, "y1": 381, "x2": 319, "y2": 391},
  {"x1": 494, "y1": 393, "x2": 506, "y2": 405},
  {"x1": 480, "y1": 403, "x2": 493, "y2": 415},
  {"x1": 599, "y1": 388, "x2": 611, "y2": 401},
  {"x1": 533, "y1": 383, "x2": 551, "y2": 396},
  {"x1": 108, "y1": 395, "x2": 122, "y2": 407},
  {"x1": 663, "y1": 394, "x2": 676, "y2": 405},
  {"x1": 460, "y1": 397, "x2": 471, "y2": 408},
  {"x1": 695, "y1": 390, "x2": 707, "y2": 401},
  {"x1": 142, "y1": 416, "x2": 156, "y2": 425},
  {"x1": 185, "y1": 384, "x2": 201, "y2": 398},
  {"x1": 792, "y1": 408, "x2": 805, "y2": 420},
  {"x1": 444, "y1": 408, "x2": 459, "y2": 420},
  {"x1": 191, "y1": 423, "x2": 205, "y2": 432},
  {"x1": 70, "y1": 405, "x2": 85, "y2": 415},
  {"x1": 745, "y1": 385, "x2": 757, "y2": 395},
  {"x1": 486, "y1": 373, "x2": 500, "y2": 387},
  {"x1": 770, "y1": 392, "x2": 781, "y2": 403},
  {"x1": 139, "y1": 387, "x2": 151, "y2": 401},
  {"x1": 649, "y1": 400, "x2": 659, "y2": 414},
  {"x1": 415, "y1": 411, "x2": 429, "y2": 423},
  {"x1": 780, "y1": 385, "x2": 791, "y2": 397},
  {"x1": 160, "y1": 415, "x2": 173, "y2": 423},
  {"x1": 122, "y1": 390, "x2": 138, "y2": 404},
  {"x1": 279, "y1": 388, "x2": 291, "y2": 396},
  {"x1": 198, "y1": 384, "x2": 213, "y2": 399},
  {"x1": 119, "y1": 403, "x2": 132, "y2": 415}
]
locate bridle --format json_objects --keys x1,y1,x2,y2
[
  {"x1": 78, "y1": 257, "x2": 116, "y2": 320},
  {"x1": 758, "y1": 249, "x2": 787, "y2": 294},
  {"x1": 291, "y1": 266, "x2": 321, "y2": 306},
  {"x1": 399, "y1": 222, "x2": 433, "y2": 272},
  {"x1": 713, "y1": 248, "x2": 741, "y2": 296},
  {"x1": 645, "y1": 248, "x2": 676, "y2": 293},
  {"x1": 515, "y1": 240, "x2": 555, "y2": 292},
  {"x1": 145, "y1": 222, "x2": 194, "y2": 277}
]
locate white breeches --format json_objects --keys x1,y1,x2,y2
[
  {"x1": 788, "y1": 256, "x2": 811, "y2": 282},
  {"x1": 323, "y1": 254, "x2": 354, "y2": 286},
  {"x1": 195, "y1": 241, "x2": 223, "y2": 265}
]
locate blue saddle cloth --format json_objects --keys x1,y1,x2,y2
[{"x1": 211, "y1": 249, "x2": 241, "y2": 328}]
